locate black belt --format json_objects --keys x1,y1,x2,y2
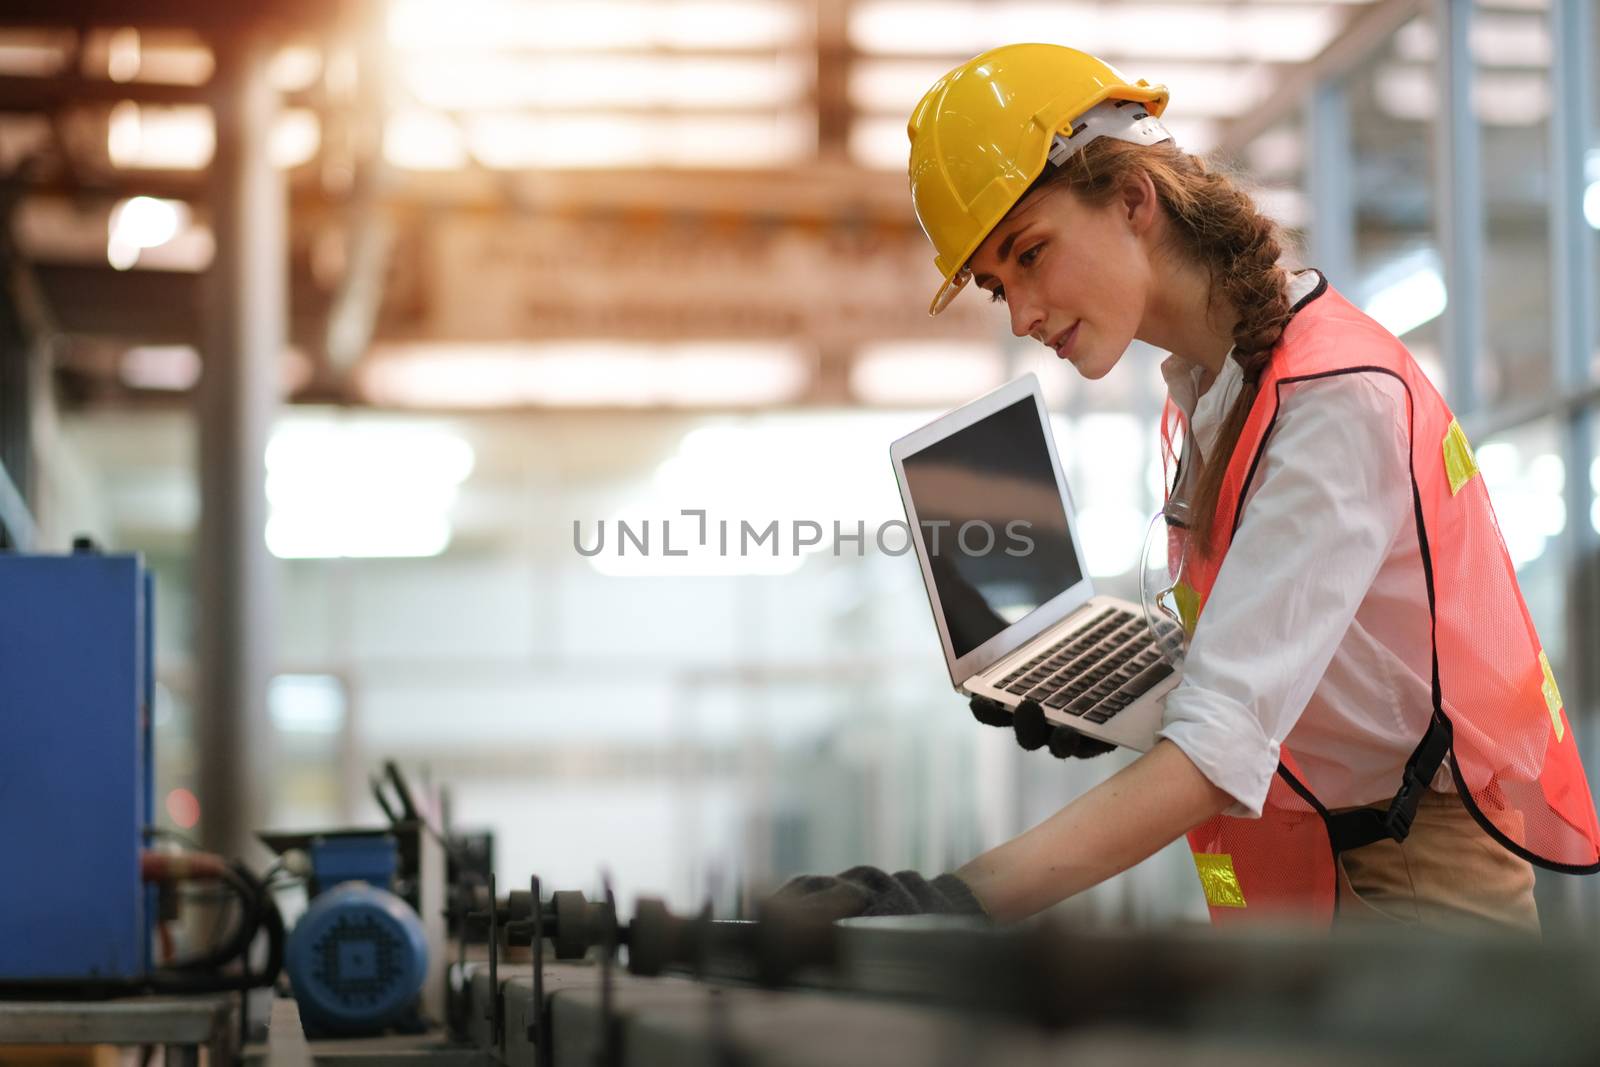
[{"x1": 1324, "y1": 708, "x2": 1455, "y2": 854}]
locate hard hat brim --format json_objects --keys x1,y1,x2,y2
[{"x1": 929, "y1": 271, "x2": 967, "y2": 316}]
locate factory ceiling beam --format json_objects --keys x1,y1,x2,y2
[
  {"x1": 32, "y1": 264, "x2": 201, "y2": 341},
  {"x1": 0, "y1": 73, "x2": 322, "y2": 111},
  {"x1": 0, "y1": 0, "x2": 350, "y2": 32},
  {"x1": 0, "y1": 74, "x2": 212, "y2": 110},
  {"x1": 1215, "y1": 0, "x2": 1425, "y2": 156},
  {"x1": 387, "y1": 164, "x2": 918, "y2": 227},
  {"x1": 31, "y1": 261, "x2": 338, "y2": 357},
  {"x1": 8, "y1": 163, "x2": 918, "y2": 228},
  {"x1": 7, "y1": 170, "x2": 210, "y2": 203}
]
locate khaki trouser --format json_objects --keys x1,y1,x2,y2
[{"x1": 1332, "y1": 787, "x2": 1541, "y2": 937}]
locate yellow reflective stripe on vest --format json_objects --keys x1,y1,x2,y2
[
  {"x1": 1540, "y1": 650, "x2": 1566, "y2": 743},
  {"x1": 1442, "y1": 419, "x2": 1479, "y2": 496},
  {"x1": 1193, "y1": 853, "x2": 1247, "y2": 908}
]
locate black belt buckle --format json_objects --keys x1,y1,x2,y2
[
  {"x1": 1383, "y1": 710, "x2": 1452, "y2": 844},
  {"x1": 1382, "y1": 773, "x2": 1422, "y2": 842}
]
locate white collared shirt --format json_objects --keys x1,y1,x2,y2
[{"x1": 1155, "y1": 270, "x2": 1438, "y2": 818}]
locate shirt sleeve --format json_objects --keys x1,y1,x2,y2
[{"x1": 1156, "y1": 371, "x2": 1412, "y2": 818}]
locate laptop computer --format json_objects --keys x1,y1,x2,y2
[{"x1": 889, "y1": 373, "x2": 1180, "y2": 752}]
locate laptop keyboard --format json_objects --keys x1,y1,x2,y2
[{"x1": 993, "y1": 607, "x2": 1174, "y2": 725}]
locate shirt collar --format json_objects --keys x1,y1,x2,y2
[{"x1": 1162, "y1": 269, "x2": 1322, "y2": 464}]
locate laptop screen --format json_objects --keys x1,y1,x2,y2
[{"x1": 900, "y1": 396, "x2": 1085, "y2": 659}]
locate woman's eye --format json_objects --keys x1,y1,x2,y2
[
  {"x1": 1018, "y1": 243, "x2": 1043, "y2": 267},
  {"x1": 988, "y1": 287, "x2": 1006, "y2": 304}
]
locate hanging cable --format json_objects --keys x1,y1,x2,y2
[
  {"x1": 147, "y1": 862, "x2": 284, "y2": 994},
  {"x1": 140, "y1": 847, "x2": 284, "y2": 993}
]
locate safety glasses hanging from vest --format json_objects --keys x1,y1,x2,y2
[{"x1": 1139, "y1": 497, "x2": 1193, "y2": 670}]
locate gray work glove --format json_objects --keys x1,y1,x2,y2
[
  {"x1": 772, "y1": 865, "x2": 987, "y2": 921},
  {"x1": 969, "y1": 695, "x2": 1115, "y2": 759}
]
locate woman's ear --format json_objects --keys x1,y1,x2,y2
[{"x1": 1121, "y1": 169, "x2": 1160, "y2": 234}]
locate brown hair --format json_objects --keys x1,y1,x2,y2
[{"x1": 1031, "y1": 137, "x2": 1292, "y2": 549}]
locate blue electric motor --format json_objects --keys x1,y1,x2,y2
[{"x1": 285, "y1": 836, "x2": 429, "y2": 1035}]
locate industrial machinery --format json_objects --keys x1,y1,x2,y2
[
  {"x1": 0, "y1": 554, "x2": 439, "y2": 1044},
  {"x1": 6, "y1": 554, "x2": 1596, "y2": 1065},
  {"x1": 0, "y1": 546, "x2": 283, "y2": 1066},
  {"x1": 245, "y1": 868, "x2": 1600, "y2": 1067},
  {"x1": 0, "y1": 548, "x2": 156, "y2": 987}
]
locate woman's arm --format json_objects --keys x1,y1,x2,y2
[{"x1": 954, "y1": 738, "x2": 1233, "y2": 923}]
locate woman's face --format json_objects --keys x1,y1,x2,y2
[{"x1": 967, "y1": 177, "x2": 1155, "y2": 380}]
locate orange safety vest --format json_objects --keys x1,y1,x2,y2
[{"x1": 1161, "y1": 273, "x2": 1600, "y2": 925}]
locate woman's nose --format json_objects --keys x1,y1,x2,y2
[{"x1": 1010, "y1": 301, "x2": 1043, "y2": 340}]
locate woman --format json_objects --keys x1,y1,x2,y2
[{"x1": 782, "y1": 44, "x2": 1600, "y2": 933}]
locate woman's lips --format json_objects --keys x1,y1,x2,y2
[{"x1": 1053, "y1": 321, "x2": 1080, "y2": 361}]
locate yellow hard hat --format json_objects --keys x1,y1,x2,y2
[{"x1": 907, "y1": 43, "x2": 1170, "y2": 315}]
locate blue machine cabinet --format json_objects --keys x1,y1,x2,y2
[{"x1": 0, "y1": 551, "x2": 154, "y2": 984}]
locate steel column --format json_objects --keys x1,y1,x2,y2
[
  {"x1": 0, "y1": 456, "x2": 32, "y2": 549},
  {"x1": 1306, "y1": 78, "x2": 1356, "y2": 291},
  {"x1": 0, "y1": 206, "x2": 37, "y2": 550},
  {"x1": 196, "y1": 31, "x2": 283, "y2": 856},
  {"x1": 1433, "y1": 0, "x2": 1484, "y2": 415},
  {"x1": 1548, "y1": 0, "x2": 1599, "y2": 931}
]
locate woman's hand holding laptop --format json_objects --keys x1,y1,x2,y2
[{"x1": 970, "y1": 694, "x2": 1115, "y2": 759}]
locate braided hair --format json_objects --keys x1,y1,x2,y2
[{"x1": 1032, "y1": 137, "x2": 1292, "y2": 550}]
